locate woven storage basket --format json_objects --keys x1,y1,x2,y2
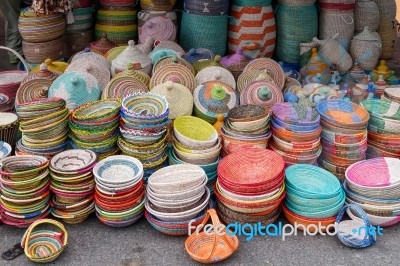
[
  {"x1": 374, "y1": 0, "x2": 397, "y2": 20},
  {"x1": 350, "y1": 27, "x2": 382, "y2": 71},
  {"x1": 229, "y1": 5, "x2": 276, "y2": 58},
  {"x1": 278, "y1": 0, "x2": 316, "y2": 5},
  {"x1": 99, "y1": 0, "x2": 137, "y2": 7},
  {"x1": 184, "y1": 0, "x2": 230, "y2": 16},
  {"x1": 378, "y1": 19, "x2": 398, "y2": 59},
  {"x1": 354, "y1": 0, "x2": 380, "y2": 33},
  {"x1": 65, "y1": 7, "x2": 94, "y2": 33},
  {"x1": 139, "y1": 16, "x2": 176, "y2": 44},
  {"x1": 275, "y1": 4, "x2": 318, "y2": 64},
  {"x1": 63, "y1": 31, "x2": 94, "y2": 58},
  {"x1": 141, "y1": 0, "x2": 176, "y2": 11},
  {"x1": 180, "y1": 12, "x2": 228, "y2": 56},
  {"x1": 138, "y1": 10, "x2": 177, "y2": 34},
  {"x1": 89, "y1": 33, "x2": 116, "y2": 55},
  {"x1": 74, "y1": 0, "x2": 92, "y2": 8},
  {"x1": 22, "y1": 37, "x2": 64, "y2": 64},
  {"x1": 319, "y1": 9, "x2": 355, "y2": 51}
]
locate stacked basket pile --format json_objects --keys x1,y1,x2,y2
[
  {"x1": 96, "y1": 1, "x2": 138, "y2": 45},
  {"x1": 344, "y1": 157, "x2": 400, "y2": 227},
  {"x1": 180, "y1": 0, "x2": 230, "y2": 55},
  {"x1": 15, "y1": 97, "x2": 69, "y2": 159},
  {"x1": 221, "y1": 105, "x2": 271, "y2": 155},
  {"x1": 69, "y1": 99, "x2": 121, "y2": 160},
  {"x1": 145, "y1": 164, "x2": 211, "y2": 236},
  {"x1": 18, "y1": 8, "x2": 65, "y2": 64},
  {"x1": 361, "y1": 99, "x2": 400, "y2": 159},
  {"x1": 374, "y1": 0, "x2": 397, "y2": 59},
  {"x1": 49, "y1": 150, "x2": 97, "y2": 224},
  {"x1": 215, "y1": 148, "x2": 286, "y2": 227},
  {"x1": 283, "y1": 164, "x2": 345, "y2": 230},
  {"x1": 317, "y1": 99, "x2": 369, "y2": 180},
  {"x1": 118, "y1": 93, "x2": 169, "y2": 181},
  {"x1": 171, "y1": 116, "x2": 220, "y2": 194},
  {"x1": 93, "y1": 155, "x2": 145, "y2": 227},
  {"x1": 0, "y1": 155, "x2": 51, "y2": 227},
  {"x1": 270, "y1": 103, "x2": 322, "y2": 168}
]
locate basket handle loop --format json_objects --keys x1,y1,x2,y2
[
  {"x1": 0, "y1": 46, "x2": 30, "y2": 73},
  {"x1": 21, "y1": 219, "x2": 68, "y2": 254},
  {"x1": 375, "y1": 42, "x2": 382, "y2": 48},
  {"x1": 340, "y1": 15, "x2": 354, "y2": 25},
  {"x1": 335, "y1": 204, "x2": 376, "y2": 245}
]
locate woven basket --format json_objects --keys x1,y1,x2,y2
[
  {"x1": 350, "y1": 27, "x2": 382, "y2": 70},
  {"x1": 354, "y1": 0, "x2": 380, "y2": 33},
  {"x1": 22, "y1": 37, "x2": 64, "y2": 64},
  {"x1": 184, "y1": 0, "x2": 230, "y2": 16},
  {"x1": 278, "y1": 0, "x2": 316, "y2": 5},
  {"x1": 378, "y1": 19, "x2": 398, "y2": 59},
  {"x1": 138, "y1": 10, "x2": 177, "y2": 34},
  {"x1": 180, "y1": 12, "x2": 228, "y2": 56},
  {"x1": 141, "y1": 0, "x2": 176, "y2": 11},
  {"x1": 374, "y1": 0, "x2": 397, "y2": 20},
  {"x1": 275, "y1": 4, "x2": 318, "y2": 64},
  {"x1": 319, "y1": 9, "x2": 355, "y2": 51},
  {"x1": 139, "y1": 16, "x2": 176, "y2": 44},
  {"x1": 229, "y1": 5, "x2": 276, "y2": 58},
  {"x1": 99, "y1": 0, "x2": 137, "y2": 7},
  {"x1": 63, "y1": 31, "x2": 94, "y2": 58}
]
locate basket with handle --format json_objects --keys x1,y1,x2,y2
[
  {"x1": 354, "y1": 0, "x2": 380, "y2": 33},
  {"x1": 185, "y1": 208, "x2": 239, "y2": 264},
  {"x1": 21, "y1": 219, "x2": 68, "y2": 263},
  {"x1": 335, "y1": 204, "x2": 376, "y2": 248}
]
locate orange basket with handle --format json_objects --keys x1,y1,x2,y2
[{"x1": 185, "y1": 208, "x2": 239, "y2": 264}]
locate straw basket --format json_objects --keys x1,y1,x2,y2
[
  {"x1": 99, "y1": 0, "x2": 137, "y2": 8},
  {"x1": 374, "y1": 0, "x2": 397, "y2": 20},
  {"x1": 354, "y1": 0, "x2": 380, "y2": 33},
  {"x1": 64, "y1": 31, "x2": 94, "y2": 58},
  {"x1": 278, "y1": 0, "x2": 316, "y2": 5},
  {"x1": 23, "y1": 37, "x2": 64, "y2": 64},
  {"x1": 138, "y1": 10, "x2": 177, "y2": 34},
  {"x1": 141, "y1": 0, "x2": 176, "y2": 11},
  {"x1": 378, "y1": 19, "x2": 398, "y2": 59},
  {"x1": 350, "y1": 27, "x2": 382, "y2": 70}
]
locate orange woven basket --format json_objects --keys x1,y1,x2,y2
[{"x1": 185, "y1": 209, "x2": 239, "y2": 264}]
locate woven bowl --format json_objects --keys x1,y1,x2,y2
[
  {"x1": 50, "y1": 150, "x2": 97, "y2": 175},
  {"x1": 0, "y1": 141, "x2": 12, "y2": 159}
]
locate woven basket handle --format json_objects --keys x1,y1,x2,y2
[
  {"x1": 21, "y1": 219, "x2": 68, "y2": 254},
  {"x1": 340, "y1": 15, "x2": 354, "y2": 25},
  {"x1": 335, "y1": 204, "x2": 376, "y2": 245},
  {"x1": 0, "y1": 46, "x2": 30, "y2": 73}
]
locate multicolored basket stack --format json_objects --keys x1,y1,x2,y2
[
  {"x1": 317, "y1": 99, "x2": 369, "y2": 180},
  {"x1": 344, "y1": 157, "x2": 400, "y2": 227},
  {"x1": 145, "y1": 164, "x2": 211, "y2": 236},
  {"x1": 0, "y1": 155, "x2": 51, "y2": 227},
  {"x1": 15, "y1": 97, "x2": 69, "y2": 159},
  {"x1": 361, "y1": 99, "x2": 400, "y2": 159},
  {"x1": 221, "y1": 105, "x2": 271, "y2": 155},
  {"x1": 69, "y1": 99, "x2": 121, "y2": 160},
  {"x1": 171, "y1": 116, "x2": 220, "y2": 193},
  {"x1": 215, "y1": 148, "x2": 286, "y2": 227},
  {"x1": 270, "y1": 103, "x2": 322, "y2": 168},
  {"x1": 118, "y1": 93, "x2": 169, "y2": 181},
  {"x1": 283, "y1": 164, "x2": 345, "y2": 231},
  {"x1": 93, "y1": 155, "x2": 145, "y2": 227},
  {"x1": 49, "y1": 150, "x2": 97, "y2": 224}
]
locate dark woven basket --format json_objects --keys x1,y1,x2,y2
[{"x1": 22, "y1": 37, "x2": 64, "y2": 64}]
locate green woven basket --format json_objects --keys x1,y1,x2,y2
[{"x1": 232, "y1": 0, "x2": 272, "y2": 6}]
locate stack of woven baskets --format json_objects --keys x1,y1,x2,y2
[
  {"x1": 145, "y1": 164, "x2": 211, "y2": 236},
  {"x1": 95, "y1": 1, "x2": 138, "y2": 45},
  {"x1": 94, "y1": 155, "x2": 145, "y2": 227},
  {"x1": 361, "y1": 99, "x2": 400, "y2": 159},
  {"x1": 221, "y1": 105, "x2": 271, "y2": 155},
  {"x1": 344, "y1": 157, "x2": 400, "y2": 227},
  {"x1": 171, "y1": 116, "x2": 220, "y2": 194},
  {"x1": 283, "y1": 164, "x2": 345, "y2": 231},
  {"x1": 228, "y1": 0, "x2": 276, "y2": 58},
  {"x1": 0, "y1": 155, "x2": 51, "y2": 226},
  {"x1": 374, "y1": 0, "x2": 397, "y2": 59},
  {"x1": 118, "y1": 93, "x2": 169, "y2": 181},
  {"x1": 49, "y1": 150, "x2": 97, "y2": 224},
  {"x1": 18, "y1": 8, "x2": 65, "y2": 64},
  {"x1": 215, "y1": 148, "x2": 286, "y2": 227},
  {"x1": 270, "y1": 103, "x2": 322, "y2": 168},
  {"x1": 180, "y1": 0, "x2": 230, "y2": 55},
  {"x1": 317, "y1": 99, "x2": 369, "y2": 180},
  {"x1": 69, "y1": 99, "x2": 121, "y2": 160},
  {"x1": 64, "y1": 7, "x2": 95, "y2": 58}
]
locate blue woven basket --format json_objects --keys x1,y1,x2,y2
[
  {"x1": 180, "y1": 12, "x2": 228, "y2": 56},
  {"x1": 184, "y1": 0, "x2": 230, "y2": 15}
]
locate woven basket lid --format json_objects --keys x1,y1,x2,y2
[
  {"x1": 0, "y1": 112, "x2": 18, "y2": 126},
  {"x1": 89, "y1": 33, "x2": 117, "y2": 55},
  {"x1": 112, "y1": 40, "x2": 152, "y2": 75},
  {"x1": 195, "y1": 66, "x2": 236, "y2": 90},
  {"x1": 65, "y1": 58, "x2": 111, "y2": 92},
  {"x1": 22, "y1": 63, "x2": 59, "y2": 84},
  {"x1": 102, "y1": 73, "x2": 149, "y2": 100},
  {"x1": 148, "y1": 48, "x2": 180, "y2": 65},
  {"x1": 114, "y1": 63, "x2": 151, "y2": 87},
  {"x1": 240, "y1": 80, "x2": 284, "y2": 108},
  {"x1": 194, "y1": 81, "x2": 238, "y2": 123},
  {"x1": 353, "y1": 26, "x2": 380, "y2": 42},
  {"x1": 221, "y1": 48, "x2": 252, "y2": 73},
  {"x1": 151, "y1": 81, "x2": 193, "y2": 119},
  {"x1": 150, "y1": 63, "x2": 196, "y2": 92},
  {"x1": 15, "y1": 79, "x2": 53, "y2": 106},
  {"x1": 154, "y1": 40, "x2": 185, "y2": 55},
  {"x1": 49, "y1": 71, "x2": 101, "y2": 111},
  {"x1": 182, "y1": 48, "x2": 215, "y2": 64},
  {"x1": 104, "y1": 46, "x2": 127, "y2": 63},
  {"x1": 193, "y1": 56, "x2": 223, "y2": 74},
  {"x1": 244, "y1": 58, "x2": 286, "y2": 89},
  {"x1": 139, "y1": 16, "x2": 176, "y2": 44},
  {"x1": 237, "y1": 70, "x2": 275, "y2": 94},
  {"x1": 153, "y1": 56, "x2": 195, "y2": 76},
  {"x1": 71, "y1": 48, "x2": 111, "y2": 70}
]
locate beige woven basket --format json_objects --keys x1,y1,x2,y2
[
  {"x1": 374, "y1": 0, "x2": 397, "y2": 20},
  {"x1": 378, "y1": 19, "x2": 398, "y2": 59},
  {"x1": 350, "y1": 27, "x2": 382, "y2": 70},
  {"x1": 354, "y1": 0, "x2": 380, "y2": 33}
]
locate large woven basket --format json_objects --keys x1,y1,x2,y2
[
  {"x1": 374, "y1": 0, "x2": 397, "y2": 20},
  {"x1": 278, "y1": 0, "x2": 316, "y2": 5},
  {"x1": 22, "y1": 37, "x2": 64, "y2": 64},
  {"x1": 99, "y1": 0, "x2": 137, "y2": 8},
  {"x1": 354, "y1": 0, "x2": 380, "y2": 33},
  {"x1": 350, "y1": 26, "x2": 382, "y2": 71},
  {"x1": 378, "y1": 19, "x2": 398, "y2": 59},
  {"x1": 138, "y1": 10, "x2": 177, "y2": 33},
  {"x1": 64, "y1": 31, "x2": 94, "y2": 58},
  {"x1": 141, "y1": 0, "x2": 176, "y2": 11},
  {"x1": 184, "y1": 0, "x2": 230, "y2": 16}
]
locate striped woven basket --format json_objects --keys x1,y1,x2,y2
[
  {"x1": 228, "y1": 5, "x2": 276, "y2": 58},
  {"x1": 278, "y1": 0, "x2": 316, "y2": 5},
  {"x1": 140, "y1": 0, "x2": 176, "y2": 11},
  {"x1": 22, "y1": 37, "x2": 64, "y2": 64},
  {"x1": 64, "y1": 31, "x2": 94, "y2": 58},
  {"x1": 99, "y1": 0, "x2": 137, "y2": 7}
]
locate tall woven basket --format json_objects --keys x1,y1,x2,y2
[
  {"x1": 373, "y1": 0, "x2": 397, "y2": 20},
  {"x1": 378, "y1": 19, "x2": 398, "y2": 59},
  {"x1": 350, "y1": 27, "x2": 382, "y2": 70},
  {"x1": 354, "y1": 0, "x2": 380, "y2": 33},
  {"x1": 229, "y1": 2, "x2": 276, "y2": 58},
  {"x1": 180, "y1": 12, "x2": 228, "y2": 56},
  {"x1": 141, "y1": 0, "x2": 176, "y2": 11},
  {"x1": 184, "y1": 0, "x2": 230, "y2": 16},
  {"x1": 22, "y1": 37, "x2": 64, "y2": 64}
]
